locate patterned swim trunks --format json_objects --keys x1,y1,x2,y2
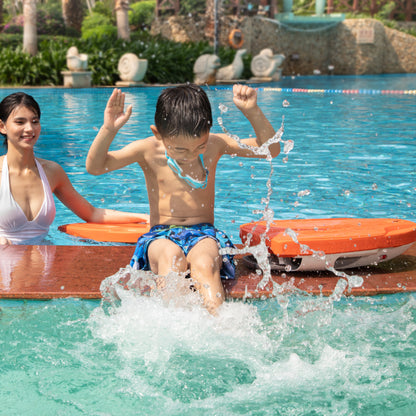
[{"x1": 130, "y1": 223, "x2": 235, "y2": 279}]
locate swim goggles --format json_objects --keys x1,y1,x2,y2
[{"x1": 165, "y1": 151, "x2": 209, "y2": 189}]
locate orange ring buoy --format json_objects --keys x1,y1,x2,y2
[{"x1": 228, "y1": 29, "x2": 244, "y2": 49}]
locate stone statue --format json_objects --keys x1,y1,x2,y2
[
  {"x1": 250, "y1": 49, "x2": 285, "y2": 81},
  {"x1": 193, "y1": 54, "x2": 221, "y2": 85},
  {"x1": 66, "y1": 46, "x2": 88, "y2": 72},
  {"x1": 117, "y1": 53, "x2": 148, "y2": 85},
  {"x1": 62, "y1": 46, "x2": 91, "y2": 87},
  {"x1": 216, "y1": 49, "x2": 247, "y2": 82}
]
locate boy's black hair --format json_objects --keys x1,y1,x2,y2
[
  {"x1": 154, "y1": 83, "x2": 212, "y2": 138},
  {"x1": 0, "y1": 92, "x2": 41, "y2": 149}
]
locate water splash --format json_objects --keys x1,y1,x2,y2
[{"x1": 218, "y1": 107, "x2": 365, "y2": 300}]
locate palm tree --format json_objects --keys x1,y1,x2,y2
[
  {"x1": 23, "y1": 0, "x2": 37, "y2": 55},
  {"x1": 62, "y1": 0, "x2": 84, "y2": 32},
  {"x1": 115, "y1": 0, "x2": 130, "y2": 40}
]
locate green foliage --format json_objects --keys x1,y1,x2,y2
[
  {"x1": 129, "y1": 1, "x2": 156, "y2": 29},
  {"x1": 82, "y1": 25, "x2": 117, "y2": 40},
  {"x1": 0, "y1": 34, "x2": 22, "y2": 48},
  {"x1": 0, "y1": 39, "x2": 66, "y2": 86},
  {"x1": 81, "y1": 12, "x2": 117, "y2": 40},
  {"x1": 81, "y1": 12, "x2": 112, "y2": 32},
  {"x1": 36, "y1": 8, "x2": 67, "y2": 35},
  {"x1": 91, "y1": 1, "x2": 114, "y2": 19},
  {"x1": 179, "y1": 0, "x2": 206, "y2": 16},
  {"x1": 375, "y1": 1, "x2": 397, "y2": 20},
  {"x1": 0, "y1": 31, "x2": 252, "y2": 86},
  {"x1": 292, "y1": 0, "x2": 315, "y2": 15},
  {"x1": 2, "y1": 7, "x2": 78, "y2": 37},
  {"x1": 2, "y1": 15, "x2": 24, "y2": 34}
]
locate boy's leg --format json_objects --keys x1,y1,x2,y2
[
  {"x1": 147, "y1": 238, "x2": 187, "y2": 275},
  {"x1": 186, "y1": 237, "x2": 225, "y2": 313}
]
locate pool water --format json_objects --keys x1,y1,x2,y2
[
  {"x1": 1, "y1": 74, "x2": 416, "y2": 415},
  {"x1": 1, "y1": 74, "x2": 414, "y2": 244}
]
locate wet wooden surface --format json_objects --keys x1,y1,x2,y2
[{"x1": 1, "y1": 243, "x2": 416, "y2": 299}]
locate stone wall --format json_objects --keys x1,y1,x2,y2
[{"x1": 150, "y1": 17, "x2": 416, "y2": 75}]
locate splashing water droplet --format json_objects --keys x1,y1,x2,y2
[
  {"x1": 218, "y1": 104, "x2": 228, "y2": 114},
  {"x1": 283, "y1": 140, "x2": 294, "y2": 154},
  {"x1": 297, "y1": 189, "x2": 310, "y2": 197},
  {"x1": 282, "y1": 100, "x2": 290, "y2": 108},
  {"x1": 372, "y1": 183, "x2": 378, "y2": 190}
]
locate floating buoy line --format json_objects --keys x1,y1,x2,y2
[{"x1": 213, "y1": 85, "x2": 416, "y2": 95}]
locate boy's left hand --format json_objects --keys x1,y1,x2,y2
[
  {"x1": 232, "y1": 84, "x2": 258, "y2": 113},
  {"x1": 104, "y1": 88, "x2": 133, "y2": 132}
]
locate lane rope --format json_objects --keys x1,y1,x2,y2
[{"x1": 212, "y1": 86, "x2": 416, "y2": 95}]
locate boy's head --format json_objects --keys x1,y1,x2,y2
[{"x1": 154, "y1": 84, "x2": 212, "y2": 139}]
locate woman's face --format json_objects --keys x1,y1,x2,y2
[{"x1": 0, "y1": 105, "x2": 41, "y2": 150}]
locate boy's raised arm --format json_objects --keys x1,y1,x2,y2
[
  {"x1": 232, "y1": 84, "x2": 280, "y2": 157},
  {"x1": 86, "y1": 89, "x2": 133, "y2": 175}
]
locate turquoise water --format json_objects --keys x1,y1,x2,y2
[
  {"x1": 1, "y1": 74, "x2": 415, "y2": 243},
  {"x1": 1, "y1": 74, "x2": 416, "y2": 415}
]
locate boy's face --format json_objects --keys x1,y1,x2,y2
[{"x1": 163, "y1": 132, "x2": 209, "y2": 164}]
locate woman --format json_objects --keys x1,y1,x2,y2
[{"x1": 0, "y1": 92, "x2": 148, "y2": 245}]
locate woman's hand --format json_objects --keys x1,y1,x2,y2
[{"x1": 103, "y1": 88, "x2": 133, "y2": 132}]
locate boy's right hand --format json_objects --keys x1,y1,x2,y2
[{"x1": 103, "y1": 88, "x2": 133, "y2": 132}]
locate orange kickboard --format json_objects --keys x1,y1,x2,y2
[
  {"x1": 1, "y1": 243, "x2": 416, "y2": 300},
  {"x1": 58, "y1": 222, "x2": 150, "y2": 243},
  {"x1": 240, "y1": 218, "x2": 416, "y2": 256}
]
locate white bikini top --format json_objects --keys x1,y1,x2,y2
[{"x1": 0, "y1": 156, "x2": 56, "y2": 244}]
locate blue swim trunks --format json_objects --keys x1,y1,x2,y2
[{"x1": 130, "y1": 223, "x2": 235, "y2": 279}]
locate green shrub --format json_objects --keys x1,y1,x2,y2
[
  {"x1": 37, "y1": 8, "x2": 67, "y2": 35},
  {"x1": 0, "y1": 32, "x2": 250, "y2": 86},
  {"x1": 2, "y1": 15, "x2": 24, "y2": 34},
  {"x1": 81, "y1": 12, "x2": 116, "y2": 40},
  {"x1": 92, "y1": 1, "x2": 114, "y2": 19},
  {"x1": 129, "y1": 0, "x2": 156, "y2": 29},
  {"x1": 179, "y1": 0, "x2": 205, "y2": 15},
  {"x1": 82, "y1": 25, "x2": 117, "y2": 40},
  {"x1": 2, "y1": 8, "x2": 68, "y2": 36},
  {"x1": 0, "y1": 40, "x2": 66, "y2": 86}
]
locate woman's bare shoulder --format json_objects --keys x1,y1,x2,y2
[{"x1": 36, "y1": 157, "x2": 63, "y2": 173}]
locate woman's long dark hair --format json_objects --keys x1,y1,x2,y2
[{"x1": 0, "y1": 92, "x2": 41, "y2": 149}]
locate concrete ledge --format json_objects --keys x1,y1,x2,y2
[{"x1": 61, "y1": 71, "x2": 92, "y2": 88}]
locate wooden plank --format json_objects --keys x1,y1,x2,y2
[{"x1": 1, "y1": 243, "x2": 416, "y2": 300}]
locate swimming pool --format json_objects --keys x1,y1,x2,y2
[
  {"x1": 1, "y1": 74, "x2": 415, "y2": 245},
  {"x1": 1, "y1": 74, "x2": 416, "y2": 415}
]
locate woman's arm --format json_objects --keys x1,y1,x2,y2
[{"x1": 49, "y1": 161, "x2": 148, "y2": 223}]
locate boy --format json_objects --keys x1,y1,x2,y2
[{"x1": 86, "y1": 84, "x2": 280, "y2": 313}]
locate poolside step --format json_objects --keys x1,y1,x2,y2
[{"x1": 0, "y1": 244, "x2": 415, "y2": 299}]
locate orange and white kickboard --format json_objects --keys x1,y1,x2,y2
[{"x1": 240, "y1": 218, "x2": 416, "y2": 271}]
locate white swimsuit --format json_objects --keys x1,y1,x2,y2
[{"x1": 0, "y1": 156, "x2": 56, "y2": 244}]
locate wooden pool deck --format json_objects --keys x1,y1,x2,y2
[{"x1": 1, "y1": 243, "x2": 416, "y2": 300}]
